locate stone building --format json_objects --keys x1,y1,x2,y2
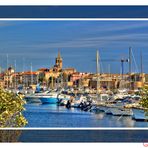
[
  {"x1": 22, "y1": 71, "x2": 38, "y2": 87},
  {"x1": 4, "y1": 66, "x2": 15, "y2": 88}
]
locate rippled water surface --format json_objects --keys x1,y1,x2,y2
[{"x1": 23, "y1": 103, "x2": 148, "y2": 128}]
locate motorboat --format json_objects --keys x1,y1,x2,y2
[
  {"x1": 25, "y1": 91, "x2": 49, "y2": 103},
  {"x1": 39, "y1": 92, "x2": 59, "y2": 104}
]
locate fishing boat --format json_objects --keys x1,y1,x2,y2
[{"x1": 132, "y1": 108, "x2": 148, "y2": 121}]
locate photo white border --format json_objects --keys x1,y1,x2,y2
[
  {"x1": 0, "y1": 18, "x2": 148, "y2": 130},
  {"x1": 0, "y1": 0, "x2": 147, "y2": 5}
]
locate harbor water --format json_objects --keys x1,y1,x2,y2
[
  {"x1": 23, "y1": 103, "x2": 148, "y2": 128},
  {"x1": 17, "y1": 103, "x2": 148, "y2": 142}
]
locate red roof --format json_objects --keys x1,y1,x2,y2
[
  {"x1": 0, "y1": 73, "x2": 4, "y2": 77},
  {"x1": 23, "y1": 71, "x2": 37, "y2": 75},
  {"x1": 38, "y1": 68, "x2": 49, "y2": 72}
]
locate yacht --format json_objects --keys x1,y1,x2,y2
[
  {"x1": 25, "y1": 91, "x2": 49, "y2": 103},
  {"x1": 39, "y1": 91, "x2": 59, "y2": 104}
]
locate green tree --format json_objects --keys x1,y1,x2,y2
[{"x1": 0, "y1": 88, "x2": 27, "y2": 127}]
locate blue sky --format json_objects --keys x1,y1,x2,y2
[{"x1": 0, "y1": 20, "x2": 147, "y2": 73}]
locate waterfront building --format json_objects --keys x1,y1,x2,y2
[
  {"x1": 145, "y1": 74, "x2": 148, "y2": 82},
  {"x1": 63, "y1": 68, "x2": 76, "y2": 74},
  {"x1": 88, "y1": 73, "x2": 146, "y2": 90},
  {"x1": 37, "y1": 68, "x2": 50, "y2": 73},
  {"x1": 69, "y1": 72, "x2": 90, "y2": 87},
  {"x1": 36, "y1": 52, "x2": 78, "y2": 88},
  {"x1": 60, "y1": 68, "x2": 77, "y2": 87},
  {"x1": 22, "y1": 71, "x2": 38, "y2": 87},
  {"x1": 4, "y1": 66, "x2": 15, "y2": 88},
  {"x1": 145, "y1": 74, "x2": 148, "y2": 87},
  {"x1": 89, "y1": 73, "x2": 125, "y2": 90},
  {"x1": 37, "y1": 68, "x2": 50, "y2": 84},
  {"x1": 0, "y1": 51, "x2": 147, "y2": 90},
  {"x1": 0, "y1": 73, "x2": 5, "y2": 88},
  {"x1": 12, "y1": 72, "x2": 23, "y2": 88},
  {"x1": 128, "y1": 73, "x2": 145, "y2": 89}
]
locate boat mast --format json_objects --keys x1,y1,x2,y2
[
  {"x1": 14, "y1": 60, "x2": 17, "y2": 89},
  {"x1": 129, "y1": 47, "x2": 132, "y2": 75},
  {"x1": 61, "y1": 72, "x2": 63, "y2": 88},
  {"x1": 140, "y1": 50, "x2": 143, "y2": 74},
  {"x1": 31, "y1": 62, "x2": 33, "y2": 86},
  {"x1": 129, "y1": 47, "x2": 132, "y2": 89},
  {"x1": 140, "y1": 50, "x2": 144, "y2": 85},
  {"x1": 108, "y1": 64, "x2": 111, "y2": 90},
  {"x1": 6, "y1": 54, "x2": 8, "y2": 89},
  {"x1": 22, "y1": 58, "x2": 25, "y2": 88},
  {"x1": 96, "y1": 50, "x2": 100, "y2": 97},
  {"x1": 51, "y1": 75, "x2": 53, "y2": 90}
]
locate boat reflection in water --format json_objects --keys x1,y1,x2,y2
[
  {"x1": 132, "y1": 108, "x2": 148, "y2": 121},
  {"x1": 95, "y1": 112, "x2": 105, "y2": 120},
  {"x1": 122, "y1": 117, "x2": 135, "y2": 127}
]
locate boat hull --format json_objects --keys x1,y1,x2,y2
[
  {"x1": 25, "y1": 96, "x2": 41, "y2": 103},
  {"x1": 39, "y1": 97, "x2": 58, "y2": 104}
]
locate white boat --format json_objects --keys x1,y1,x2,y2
[
  {"x1": 25, "y1": 91, "x2": 49, "y2": 103},
  {"x1": 96, "y1": 94, "x2": 111, "y2": 111},
  {"x1": 39, "y1": 92, "x2": 59, "y2": 104},
  {"x1": 99, "y1": 94, "x2": 110, "y2": 102},
  {"x1": 57, "y1": 94, "x2": 71, "y2": 105},
  {"x1": 132, "y1": 108, "x2": 148, "y2": 121},
  {"x1": 58, "y1": 94, "x2": 71, "y2": 101}
]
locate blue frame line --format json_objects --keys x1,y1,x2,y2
[{"x1": 0, "y1": 6, "x2": 148, "y2": 18}]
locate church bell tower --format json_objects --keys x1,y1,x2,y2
[{"x1": 55, "y1": 51, "x2": 63, "y2": 70}]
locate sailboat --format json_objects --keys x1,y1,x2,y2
[
  {"x1": 94, "y1": 50, "x2": 111, "y2": 113},
  {"x1": 97, "y1": 48, "x2": 135, "y2": 116}
]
